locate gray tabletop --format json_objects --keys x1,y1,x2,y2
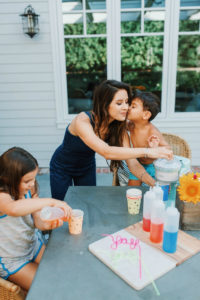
[{"x1": 27, "y1": 186, "x2": 200, "y2": 300}]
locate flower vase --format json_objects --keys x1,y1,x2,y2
[{"x1": 176, "y1": 193, "x2": 200, "y2": 230}]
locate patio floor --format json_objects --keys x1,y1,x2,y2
[{"x1": 36, "y1": 172, "x2": 113, "y2": 198}]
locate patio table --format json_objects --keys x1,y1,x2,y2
[{"x1": 26, "y1": 186, "x2": 200, "y2": 300}]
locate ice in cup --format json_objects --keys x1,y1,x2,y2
[
  {"x1": 68, "y1": 209, "x2": 84, "y2": 235},
  {"x1": 126, "y1": 188, "x2": 142, "y2": 215},
  {"x1": 40, "y1": 206, "x2": 68, "y2": 226}
]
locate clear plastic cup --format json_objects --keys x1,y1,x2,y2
[
  {"x1": 68, "y1": 209, "x2": 84, "y2": 235},
  {"x1": 40, "y1": 206, "x2": 66, "y2": 223},
  {"x1": 126, "y1": 188, "x2": 142, "y2": 215}
]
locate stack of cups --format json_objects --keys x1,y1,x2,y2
[{"x1": 126, "y1": 188, "x2": 142, "y2": 215}]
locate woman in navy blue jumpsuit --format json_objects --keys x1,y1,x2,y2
[{"x1": 50, "y1": 80, "x2": 172, "y2": 200}]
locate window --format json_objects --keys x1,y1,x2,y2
[
  {"x1": 175, "y1": 0, "x2": 200, "y2": 112},
  {"x1": 50, "y1": 0, "x2": 200, "y2": 127},
  {"x1": 120, "y1": 0, "x2": 166, "y2": 113},
  {"x1": 62, "y1": 0, "x2": 107, "y2": 114}
]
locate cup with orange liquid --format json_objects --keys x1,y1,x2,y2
[{"x1": 68, "y1": 209, "x2": 84, "y2": 235}]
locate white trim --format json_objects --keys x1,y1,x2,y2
[
  {"x1": 49, "y1": 0, "x2": 68, "y2": 127},
  {"x1": 107, "y1": 0, "x2": 121, "y2": 80},
  {"x1": 160, "y1": 0, "x2": 170, "y2": 119},
  {"x1": 167, "y1": 0, "x2": 180, "y2": 117},
  {"x1": 63, "y1": 34, "x2": 107, "y2": 38}
]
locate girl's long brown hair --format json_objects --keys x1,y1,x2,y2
[
  {"x1": 0, "y1": 147, "x2": 38, "y2": 200},
  {"x1": 92, "y1": 80, "x2": 132, "y2": 171}
]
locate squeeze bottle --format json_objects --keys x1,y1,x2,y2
[
  {"x1": 153, "y1": 183, "x2": 164, "y2": 201},
  {"x1": 162, "y1": 207, "x2": 180, "y2": 253},
  {"x1": 40, "y1": 206, "x2": 66, "y2": 222},
  {"x1": 150, "y1": 200, "x2": 165, "y2": 243},
  {"x1": 143, "y1": 190, "x2": 155, "y2": 232}
]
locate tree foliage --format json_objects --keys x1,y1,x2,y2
[{"x1": 64, "y1": 21, "x2": 200, "y2": 96}]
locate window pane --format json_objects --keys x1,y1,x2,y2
[
  {"x1": 86, "y1": 0, "x2": 106, "y2": 10},
  {"x1": 121, "y1": 0, "x2": 141, "y2": 9},
  {"x1": 63, "y1": 14, "x2": 83, "y2": 35},
  {"x1": 179, "y1": 10, "x2": 200, "y2": 32},
  {"x1": 180, "y1": 0, "x2": 200, "y2": 7},
  {"x1": 121, "y1": 12, "x2": 141, "y2": 33},
  {"x1": 145, "y1": 0, "x2": 165, "y2": 8},
  {"x1": 62, "y1": 0, "x2": 83, "y2": 12},
  {"x1": 175, "y1": 35, "x2": 200, "y2": 112},
  {"x1": 65, "y1": 38, "x2": 107, "y2": 114},
  {"x1": 86, "y1": 13, "x2": 106, "y2": 34},
  {"x1": 144, "y1": 10, "x2": 165, "y2": 32},
  {"x1": 121, "y1": 36, "x2": 164, "y2": 103}
]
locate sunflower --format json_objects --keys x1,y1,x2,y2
[{"x1": 177, "y1": 173, "x2": 200, "y2": 204}]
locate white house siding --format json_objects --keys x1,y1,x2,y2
[
  {"x1": 153, "y1": 122, "x2": 200, "y2": 166},
  {"x1": 0, "y1": 0, "x2": 65, "y2": 169},
  {"x1": 0, "y1": 0, "x2": 199, "y2": 170}
]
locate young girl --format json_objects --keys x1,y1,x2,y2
[
  {"x1": 0, "y1": 147, "x2": 72, "y2": 291},
  {"x1": 50, "y1": 80, "x2": 173, "y2": 200}
]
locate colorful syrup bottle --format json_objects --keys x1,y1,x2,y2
[
  {"x1": 162, "y1": 207, "x2": 180, "y2": 253},
  {"x1": 150, "y1": 200, "x2": 165, "y2": 243},
  {"x1": 142, "y1": 189, "x2": 155, "y2": 232},
  {"x1": 153, "y1": 183, "x2": 164, "y2": 202}
]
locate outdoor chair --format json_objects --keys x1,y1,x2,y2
[
  {"x1": 0, "y1": 277, "x2": 26, "y2": 300},
  {"x1": 112, "y1": 132, "x2": 191, "y2": 186}
]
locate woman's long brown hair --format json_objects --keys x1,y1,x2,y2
[
  {"x1": 0, "y1": 147, "x2": 38, "y2": 200},
  {"x1": 92, "y1": 80, "x2": 132, "y2": 171}
]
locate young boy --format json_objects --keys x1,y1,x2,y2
[{"x1": 127, "y1": 90, "x2": 170, "y2": 186}]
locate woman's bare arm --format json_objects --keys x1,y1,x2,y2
[{"x1": 71, "y1": 113, "x2": 173, "y2": 160}]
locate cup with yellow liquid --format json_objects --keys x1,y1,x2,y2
[{"x1": 126, "y1": 188, "x2": 142, "y2": 215}]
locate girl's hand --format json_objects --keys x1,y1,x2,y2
[
  {"x1": 51, "y1": 200, "x2": 72, "y2": 220},
  {"x1": 146, "y1": 147, "x2": 173, "y2": 160},
  {"x1": 147, "y1": 135, "x2": 160, "y2": 148}
]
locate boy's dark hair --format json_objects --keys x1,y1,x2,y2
[
  {"x1": 132, "y1": 90, "x2": 160, "y2": 121},
  {"x1": 0, "y1": 147, "x2": 38, "y2": 200}
]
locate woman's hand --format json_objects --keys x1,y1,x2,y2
[{"x1": 146, "y1": 147, "x2": 173, "y2": 160}]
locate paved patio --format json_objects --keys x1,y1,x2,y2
[{"x1": 36, "y1": 172, "x2": 113, "y2": 198}]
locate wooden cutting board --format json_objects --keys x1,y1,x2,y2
[
  {"x1": 89, "y1": 222, "x2": 200, "y2": 290},
  {"x1": 126, "y1": 221, "x2": 200, "y2": 265}
]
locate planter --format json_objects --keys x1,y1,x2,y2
[{"x1": 176, "y1": 194, "x2": 200, "y2": 230}]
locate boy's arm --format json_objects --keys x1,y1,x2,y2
[
  {"x1": 148, "y1": 127, "x2": 171, "y2": 149},
  {"x1": 123, "y1": 132, "x2": 156, "y2": 187}
]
